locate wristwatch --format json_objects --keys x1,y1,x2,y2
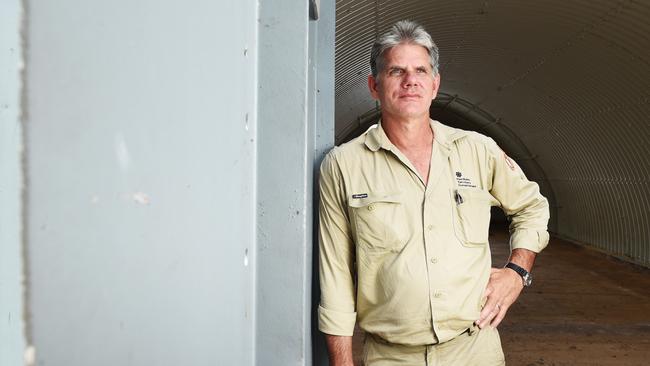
[{"x1": 505, "y1": 262, "x2": 533, "y2": 287}]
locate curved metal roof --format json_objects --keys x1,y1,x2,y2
[{"x1": 334, "y1": 0, "x2": 650, "y2": 266}]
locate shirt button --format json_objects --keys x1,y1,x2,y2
[
  {"x1": 427, "y1": 224, "x2": 434, "y2": 231},
  {"x1": 434, "y1": 291, "x2": 442, "y2": 298},
  {"x1": 368, "y1": 204, "x2": 375, "y2": 211},
  {"x1": 430, "y1": 257, "x2": 438, "y2": 264}
]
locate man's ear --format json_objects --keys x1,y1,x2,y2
[
  {"x1": 431, "y1": 73, "x2": 441, "y2": 100},
  {"x1": 368, "y1": 74, "x2": 380, "y2": 100}
]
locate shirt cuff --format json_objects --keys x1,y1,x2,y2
[
  {"x1": 509, "y1": 228, "x2": 550, "y2": 253},
  {"x1": 318, "y1": 304, "x2": 357, "y2": 336}
]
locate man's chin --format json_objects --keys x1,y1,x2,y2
[
  {"x1": 383, "y1": 110, "x2": 429, "y2": 120},
  {"x1": 394, "y1": 108, "x2": 430, "y2": 120}
]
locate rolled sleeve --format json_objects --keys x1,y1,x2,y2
[
  {"x1": 317, "y1": 151, "x2": 357, "y2": 336},
  {"x1": 509, "y1": 228, "x2": 550, "y2": 253},
  {"x1": 318, "y1": 305, "x2": 357, "y2": 336},
  {"x1": 485, "y1": 138, "x2": 551, "y2": 253}
]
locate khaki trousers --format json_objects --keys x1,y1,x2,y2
[{"x1": 362, "y1": 327, "x2": 506, "y2": 366}]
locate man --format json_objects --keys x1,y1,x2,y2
[{"x1": 318, "y1": 20, "x2": 549, "y2": 365}]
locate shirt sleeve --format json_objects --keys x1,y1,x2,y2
[
  {"x1": 317, "y1": 151, "x2": 357, "y2": 336},
  {"x1": 485, "y1": 138, "x2": 550, "y2": 253}
]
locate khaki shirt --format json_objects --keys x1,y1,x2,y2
[{"x1": 318, "y1": 120, "x2": 549, "y2": 346}]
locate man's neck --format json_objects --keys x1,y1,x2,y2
[{"x1": 382, "y1": 115, "x2": 433, "y2": 152}]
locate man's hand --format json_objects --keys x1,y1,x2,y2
[
  {"x1": 476, "y1": 248, "x2": 536, "y2": 329},
  {"x1": 475, "y1": 267, "x2": 523, "y2": 329},
  {"x1": 325, "y1": 335, "x2": 355, "y2": 366}
]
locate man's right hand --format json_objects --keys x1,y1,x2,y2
[{"x1": 325, "y1": 335, "x2": 355, "y2": 366}]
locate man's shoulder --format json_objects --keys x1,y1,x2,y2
[
  {"x1": 436, "y1": 121, "x2": 499, "y2": 153},
  {"x1": 436, "y1": 121, "x2": 490, "y2": 144},
  {"x1": 326, "y1": 125, "x2": 376, "y2": 160}
]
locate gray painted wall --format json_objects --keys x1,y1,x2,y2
[
  {"x1": 2, "y1": 1, "x2": 334, "y2": 365},
  {"x1": 256, "y1": 1, "x2": 317, "y2": 364},
  {"x1": 312, "y1": 1, "x2": 336, "y2": 365},
  {"x1": 0, "y1": 0, "x2": 26, "y2": 364},
  {"x1": 24, "y1": 0, "x2": 258, "y2": 364}
]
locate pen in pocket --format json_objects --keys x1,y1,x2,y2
[{"x1": 454, "y1": 190, "x2": 464, "y2": 205}]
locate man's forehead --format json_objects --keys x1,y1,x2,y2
[
  {"x1": 384, "y1": 45, "x2": 431, "y2": 66},
  {"x1": 385, "y1": 62, "x2": 432, "y2": 69},
  {"x1": 384, "y1": 61, "x2": 433, "y2": 73}
]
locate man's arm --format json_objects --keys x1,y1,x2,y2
[
  {"x1": 317, "y1": 151, "x2": 358, "y2": 362},
  {"x1": 325, "y1": 335, "x2": 355, "y2": 366},
  {"x1": 477, "y1": 138, "x2": 550, "y2": 329}
]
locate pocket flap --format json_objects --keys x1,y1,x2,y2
[{"x1": 348, "y1": 192, "x2": 402, "y2": 208}]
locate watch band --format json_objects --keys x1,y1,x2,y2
[{"x1": 505, "y1": 262, "x2": 532, "y2": 286}]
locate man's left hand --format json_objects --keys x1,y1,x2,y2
[{"x1": 475, "y1": 267, "x2": 524, "y2": 329}]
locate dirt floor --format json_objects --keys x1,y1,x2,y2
[{"x1": 351, "y1": 229, "x2": 650, "y2": 365}]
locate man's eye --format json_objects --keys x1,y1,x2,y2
[{"x1": 389, "y1": 69, "x2": 403, "y2": 76}]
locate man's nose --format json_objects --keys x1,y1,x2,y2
[{"x1": 402, "y1": 71, "x2": 419, "y2": 87}]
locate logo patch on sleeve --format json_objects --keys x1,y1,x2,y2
[
  {"x1": 504, "y1": 152, "x2": 516, "y2": 171},
  {"x1": 352, "y1": 193, "x2": 368, "y2": 199}
]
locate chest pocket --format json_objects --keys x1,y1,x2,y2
[
  {"x1": 348, "y1": 192, "x2": 406, "y2": 251},
  {"x1": 452, "y1": 188, "x2": 496, "y2": 247}
]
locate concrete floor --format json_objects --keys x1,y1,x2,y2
[{"x1": 352, "y1": 228, "x2": 650, "y2": 365}]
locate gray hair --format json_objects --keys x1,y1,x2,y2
[{"x1": 370, "y1": 20, "x2": 439, "y2": 79}]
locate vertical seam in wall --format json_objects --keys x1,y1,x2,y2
[{"x1": 19, "y1": 0, "x2": 33, "y2": 363}]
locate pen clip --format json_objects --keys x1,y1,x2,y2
[{"x1": 454, "y1": 190, "x2": 464, "y2": 205}]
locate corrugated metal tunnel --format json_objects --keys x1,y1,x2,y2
[{"x1": 334, "y1": 0, "x2": 650, "y2": 268}]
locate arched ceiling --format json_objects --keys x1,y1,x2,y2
[{"x1": 334, "y1": 0, "x2": 650, "y2": 267}]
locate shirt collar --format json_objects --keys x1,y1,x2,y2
[
  {"x1": 364, "y1": 121, "x2": 392, "y2": 152},
  {"x1": 364, "y1": 119, "x2": 456, "y2": 153}
]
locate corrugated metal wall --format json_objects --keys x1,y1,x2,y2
[{"x1": 334, "y1": 0, "x2": 650, "y2": 267}]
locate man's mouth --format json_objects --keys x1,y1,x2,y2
[{"x1": 400, "y1": 94, "x2": 421, "y2": 99}]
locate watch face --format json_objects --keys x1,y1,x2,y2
[{"x1": 523, "y1": 274, "x2": 533, "y2": 286}]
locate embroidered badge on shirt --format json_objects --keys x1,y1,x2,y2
[
  {"x1": 504, "y1": 152, "x2": 516, "y2": 171},
  {"x1": 352, "y1": 193, "x2": 368, "y2": 199},
  {"x1": 455, "y1": 171, "x2": 477, "y2": 188}
]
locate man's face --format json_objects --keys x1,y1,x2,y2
[{"x1": 368, "y1": 43, "x2": 440, "y2": 120}]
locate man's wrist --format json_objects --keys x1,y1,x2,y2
[
  {"x1": 508, "y1": 248, "x2": 536, "y2": 271},
  {"x1": 505, "y1": 262, "x2": 533, "y2": 287},
  {"x1": 325, "y1": 334, "x2": 354, "y2": 366}
]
